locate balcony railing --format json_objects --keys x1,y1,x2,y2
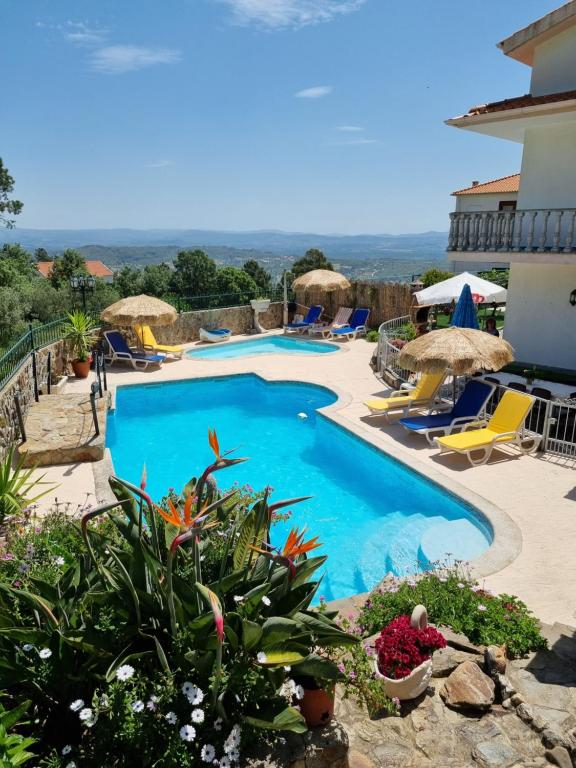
[{"x1": 448, "y1": 209, "x2": 576, "y2": 253}]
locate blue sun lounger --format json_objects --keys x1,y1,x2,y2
[
  {"x1": 399, "y1": 379, "x2": 495, "y2": 446},
  {"x1": 329, "y1": 308, "x2": 370, "y2": 340},
  {"x1": 284, "y1": 304, "x2": 323, "y2": 333},
  {"x1": 104, "y1": 330, "x2": 166, "y2": 370}
]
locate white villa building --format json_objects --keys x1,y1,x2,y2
[{"x1": 446, "y1": 1, "x2": 576, "y2": 371}]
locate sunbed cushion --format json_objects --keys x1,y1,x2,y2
[
  {"x1": 436, "y1": 428, "x2": 509, "y2": 451},
  {"x1": 399, "y1": 414, "x2": 455, "y2": 430},
  {"x1": 364, "y1": 395, "x2": 414, "y2": 411}
]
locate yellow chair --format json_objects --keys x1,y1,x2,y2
[
  {"x1": 364, "y1": 372, "x2": 446, "y2": 419},
  {"x1": 435, "y1": 390, "x2": 540, "y2": 466},
  {"x1": 135, "y1": 325, "x2": 184, "y2": 359}
]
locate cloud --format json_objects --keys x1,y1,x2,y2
[
  {"x1": 89, "y1": 45, "x2": 181, "y2": 74},
  {"x1": 329, "y1": 137, "x2": 379, "y2": 146},
  {"x1": 295, "y1": 85, "x2": 333, "y2": 99},
  {"x1": 145, "y1": 160, "x2": 174, "y2": 168},
  {"x1": 63, "y1": 21, "x2": 108, "y2": 46},
  {"x1": 336, "y1": 125, "x2": 364, "y2": 132},
  {"x1": 218, "y1": 0, "x2": 366, "y2": 30}
]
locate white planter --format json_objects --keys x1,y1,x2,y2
[
  {"x1": 374, "y1": 657, "x2": 433, "y2": 701},
  {"x1": 250, "y1": 299, "x2": 271, "y2": 313}
]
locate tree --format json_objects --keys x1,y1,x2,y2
[
  {"x1": 291, "y1": 248, "x2": 333, "y2": 278},
  {"x1": 113, "y1": 266, "x2": 143, "y2": 298},
  {"x1": 421, "y1": 268, "x2": 454, "y2": 288},
  {"x1": 49, "y1": 249, "x2": 88, "y2": 289},
  {"x1": 214, "y1": 267, "x2": 258, "y2": 304},
  {"x1": 0, "y1": 158, "x2": 23, "y2": 228},
  {"x1": 171, "y1": 250, "x2": 217, "y2": 297},
  {"x1": 141, "y1": 263, "x2": 172, "y2": 297},
  {"x1": 0, "y1": 243, "x2": 36, "y2": 287},
  {"x1": 0, "y1": 287, "x2": 29, "y2": 346},
  {"x1": 477, "y1": 268, "x2": 509, "y2": 289},
  {"x1": 242, "y1": 260, "x2": 272, "y2": 295},
  {"x1": 35, "y1": 247, "x2": 50, "y2": 262}
]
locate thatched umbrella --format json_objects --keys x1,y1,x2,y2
[
  {"x1": 100, "y1": 295, "x2": 177, "y2": 327},
  {"x1": 292, "y1": 269, "x2": 351, "y2": 292},
  {"x1": 398, "y1": 327, "x2": 514, "y2": 376}
]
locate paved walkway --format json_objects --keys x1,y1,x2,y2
[{"x1": 36, "y1": 333, "x2": 576, "y2": 626}]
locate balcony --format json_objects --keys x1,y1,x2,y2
[{"x1": 448, "y1": 209, "x2": 576, "y2": 255}]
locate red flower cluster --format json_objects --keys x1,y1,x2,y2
[{"x1": 375, "y1": 615, "x2": 446, "y2": 679}]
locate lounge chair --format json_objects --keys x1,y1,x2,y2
[
  {"x1": 435, "y1": 390, "x2": 540, "y2": 466},
  {"x1": 104, "y1": 330, "x2": 166, "y2": 370},
  {"x1": 284, "y1": 305, "x2": 323, "y2": 334},
  {"x1": 199, "y1": 328, "x2": 232, "y2": 343},
  {"x1": 329, "y1": 308, "x2": 370, "y2": 340},
  {"x1": 307, "y1": 307, "x2": 353, "y2": 337},
  {"x1": 399, "y1": 380, "x2": 495, "y2": 445},
  {"x1": 135, "y1": 324, "x2": 184, "y2": 359},
  {"x1": 364, "y1": 372, "x2": 446, "y2": 420}
]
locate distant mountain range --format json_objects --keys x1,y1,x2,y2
[{"x1": 0, "y1": 228, "x2": 450, "y2": 281}]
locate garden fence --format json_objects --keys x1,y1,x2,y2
[{"x1": 0, "y1": 317, "x2": 68, "y2": 393}]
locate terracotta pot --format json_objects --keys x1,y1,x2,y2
[
  {"x1": 299, "y1": 686, "x2": 334, "y2": 728},
  {"x1": 374, "y1": 657, "x2": 433, "y2": 701},
  {"x1": 71, "y1": 358, "x2": 91, "y2": 379}
]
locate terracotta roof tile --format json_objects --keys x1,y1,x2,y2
[
  {"x1": 36, "y1": 260, "x2": 114, "y2": 278},
  {"x1": 452, "y1": 174, "x2": 520, "y2": 196},
  {"x1": 467, "y1": 89, "x2": 576, "y2": 116}
]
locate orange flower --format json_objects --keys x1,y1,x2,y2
[
  {"x1": 208, "y1": 428, "x2": 220, "y2": 459},
  {"x1": 153, "y1": 493, "x2": 203, "y2": 530},
  {"x1": 251, "y1": 526, "x2": 321, "y2": 578}
]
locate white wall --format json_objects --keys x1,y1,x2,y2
[
  {"x1": 517, "y1": 123, "x2": 576, "y2": 210},
  {"x1": 504, "y1": 263, "x2": 576, "y2": 369},
  {"x1": 530, "y1": 25, "x2": 576, "y2": 96},
  {"x1": 455, "y1": 192, "x2": 517, "y2": 213}
]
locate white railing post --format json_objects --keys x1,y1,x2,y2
[
  {"x1": 552, "y1": 210, "x2": 563, "y2": 252},
  {"x1": 564, "y1": 210, "x2": 576, "y2": 253},
  {"x1": 512, "y1": 211, "x2": 525, "y2": 251},
  {"x1": 537, "y1": 210, "x2": 551, "y2": 252}
]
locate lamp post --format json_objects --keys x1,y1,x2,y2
[{"x1": 70, "y1": 275, "x2": 96, "y2": 312}]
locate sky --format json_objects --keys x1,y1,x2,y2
[{"x1": 1, "y1": 0, "x2": 563, "y2": 234}]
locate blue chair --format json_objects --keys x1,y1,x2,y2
[
  {"x1": 284, "y1": 305, "x2": 323, "y2": 333},
  {"x1": 104, "y1": 330, "x2": 166, "y2": 370},
  {"x1": 329, "y1": 308, "x2": 370, "y2": 340},
  {"x1": 399, "y1": 379, "x2": 495, "y2": 445}
]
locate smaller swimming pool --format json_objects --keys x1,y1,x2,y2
[{"x1": 187, "y1": 335, "x2": 339, "y2": 360}]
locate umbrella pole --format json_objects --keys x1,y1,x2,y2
[{"x1": 283, "y1": 271, "x2": 288, "y2": 326}]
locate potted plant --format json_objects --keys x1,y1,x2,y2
[
  {"x1": 63, "y1": 310, "x2": 98, "y2": 378},
  {"x1": 291, "y1": 675, "x2": 335, "y2": 729},
  {"x1": 374, "y1": 605, "x2": 445, "y2": 701},
  {"x1": 250, "y1": 296, "x2": 271, "y2": 313}
]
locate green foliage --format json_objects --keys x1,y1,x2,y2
[
  {"x1": 0, "y1": 437, "x2": 355, "y2": 765},
  {"x1": 0, "y1": 447, "x2": 56, "y2": 527},
  {"x1": 0, "y1": 245, "x2": 36, "y2": 288},
  {"x1": 171, "y1": 250, "x2": 217, "y2": 297},
  {"x1": 214, "y1": 267, "x2": 259, "y2": 303},
  {"x1": 113, "y1": 266, "x2": 143, "y2": 298},
  {"x1": 34, "y1": 248, "x2": 50, "y2": 263},
  {"x1": 0, "y1": 159, "x2": 23, "y2": 229},
  {"x1": 0, "y1": 289, "x2": 28, "y2": 347},
  {"x1": 421, "y1": 268, "x2": 453, "y2": 288},
  {"x1": 242, "y1": 260, "x2": 272, "y2": 295},
  {"x1": 477, "y1": 268, "x2": 509, "y2": 289},
  {"x1": 141, "y1": 263, "x2": 172, "y2": 297},
  {"x1": 358, "y1": 568, "x2": 547, "y2": 658},
  {"x1": 365, "y1": 330, "x2": 379, "y2": 343},
  {"x1": 291, "y1": 249, "x2": 333, "y2": 278},
  {"x1": 49, "y1": 249, "x2": 87, "y2": 289},
  {"x1": 0, "y1": 699, "x2": 37, "y2": 766},
  {"x1": 62, "y1": 310, "x2": 99, "y2": 362}
]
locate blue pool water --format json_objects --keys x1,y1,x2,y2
[
  {"x1": 186, "y1": 336, "x2": 338, "y2": 360},
  {"x1": 106, "y1": 375, "x2": 492, "y2": 601}
]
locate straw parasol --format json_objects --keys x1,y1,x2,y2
[
  {"x1": 100, "y1": 295, "x2": 177, "y2": 327},
  {"x1": 292, "y1": 269, "x2": 351, "y2": 292},
  {"x1": 398, "y1": 327, "x2": 514, "y2": 376}
]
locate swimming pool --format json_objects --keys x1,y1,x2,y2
[
  {"x1": 107, "y1": 375, "x2": 492, "y2": 601},
  {"x1": 186, "y1": 336, "x2": 338, "y2": 360}
]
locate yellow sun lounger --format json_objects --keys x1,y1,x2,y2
[
  {"x1": 435, "y1": 390, "x2": 540, "y2": 466},
  {"x1": 135, "y1": 325, "x2": 184, "y2": 359},
  {"x1": 364, "y1": 372, "x2": 446, "y2": 419}
]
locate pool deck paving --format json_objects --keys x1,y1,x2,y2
[{"x1": 36, "y1": 332, "x2": 576, "y2": 628}]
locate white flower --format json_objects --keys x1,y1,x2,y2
[
  {"x1": 165, "y1": 711, "x2": 177, "y2": 725},
  {"x1": 182, "y1": 681, "x2": 194, "y2": 695},
  {"x1": 185, "y1": 685, "x2": 204, "y2": 706},
  {"x1": 471, "y1": 585, "x2": 483, "y2": 593},
  {"x1": 116, "y1": 664, "x2": 135, "y2": 681},
  {"x1": 54, "y1": 556, "x2": 65, "y2": 566},
  {"x1": 192, "y1": 708, "x2": 205, "y2": 723},
  {"x1": 62, "y1": 745, "x2": 72, "y2": 755},
  {"x1": 39, "y1": 648, "x2": 52, "y2": 659},
  {"x1": 233, "y1": 595, "x2": 244, "y2": 603},
  {"x1": 261, "y1": 596, "x2": 271, "y2": 606},
  {"x1": 229, "y1": 747, "x2": 240, "y2": 761},
  {"x1": 65, "y1": 762, "x2": 77, "y2": 768},
  {"x1": 132, "y1": 700, "x2": 145, "y2": 713},
  {"x1": 256, "y1": 652, "x2": 267, "y2": 664},
  {"x1": 69, "y1": 699, "x2": 84, "y2": 712},
  {"x1": 179, "y1": 724, "x2": 196, "y2": 742},
  {"x1": 457, "y1": 582, "x2": 466, "y2": 589},
  {"x1": 149, "y1": 694, "x2": 159, "y2": 703},
  {"x1": 201, "y1": 743, "x2": 216, "y2": 762},
  {"x1": 146, "y1": 699, "x2": 156, "y2": 711},
  {"x1": 283, "y1": 665, "x2": 291, "y2": 672},
  {"x1": 438, "y1": 576, "x2": 447, "y2": 582},
  {"x1": 220, "y1": 759, "x2": 231, "y2": 768},
  {"x1": 79, "y1": 707, "x2": 95, "y2": 726},
  {"x1": 294, "y1": 685, "x2": 304, "y2": 701},
  {"x1": 22, "y1": 644, "x2": 33, "y2": 652},
  {"x1": 478, "y1": 604, "x2": 487, "y2": 612},
  {"x1": 214, "y1": 717, "x2": 223, "y2": 731}
]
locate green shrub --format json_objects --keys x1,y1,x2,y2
[
  {"x1": 365, "y1": 330, "x2": 379, "y2": 343},
  {"x1": 358, "y1": 568, "x2": 546, "y2": 658}
]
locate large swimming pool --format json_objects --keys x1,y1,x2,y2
[
  {"x1": 106, "y1": 375, "x2": 492, "y2": 601},
  {"x1": 186, "y1": 336, "x2": 338, "y2": 360}
]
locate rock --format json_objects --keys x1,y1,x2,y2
[
  {"x1": 502, "y1": 698, "x2": 514, "y2": 710},
  {"x1": 347, "y1": 751, "x2": 377, "y2": 768},
  {"x1": 541, "y1": 729, "x2": 570, "y2": 750},
  {"x1": 545, "y1": 746, "x2": 573, "y2": 768},
  {"x1": 531, "y1": 715, "x2": 547, "y2": 733},
  {"x1": 304, "y1": 721, "x2": 349, "y2": 768},
  {"x1": 437, "y1": 625, "x2": 485, "y2": 655},
  {"x1": 516, "y1": 703, "x2": 534, "y2": 724},
  {"x1": 471, "y1": 737, "x2": 521, "y2": 768},
  {"x1": 497, "y1": 674, "x2": 516, "y2": 699},
  {"x1": 511, "y1": 693, "x2": 525, "y2": 707},
  {"x1": 441, "y1": 661, "x2": 496, "y2": 712},
  {"x1": 433, "y1": 646, "x2": 484, "y2": 677},
  {"x1": 485, "y1": 645, "x2": 507, "y2": 675}
]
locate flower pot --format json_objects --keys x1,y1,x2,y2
[
  {"x1": 250, "y1": 299, "x2": 271, "y2": 313},
  {"x1": 71, "y1": 358, "x2": 91, "y2": 379},
  {"x1": 299, "y1": 686, "x2": 334, "y2": 728},
  {"x1": 374, "y1": 657, "x2": 433, "y2": 701}
]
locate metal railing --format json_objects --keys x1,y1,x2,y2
[
  {"x1": 170, "y1": 288, "x2": 288, "y2": 313},
  {"x1": 448, "y1": 208, "x2": 576, "y2": 253},
  {"x1": 376, "y1": 315, "x2": 414, "y2": 384},
  {"x1": 0, "y1": 318, "x2": 67, "y2": 393}
]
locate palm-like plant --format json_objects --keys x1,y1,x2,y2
[
  {"x1": 63, "y1": 311, "x2": 98, "y2": 362},
  {"x1": 0, "y1": 446, "x2": 56, "y2": 525}
]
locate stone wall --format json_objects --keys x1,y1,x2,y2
[{"x1": 0, "y1": 341, "x2": 66, "y2": 456}]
